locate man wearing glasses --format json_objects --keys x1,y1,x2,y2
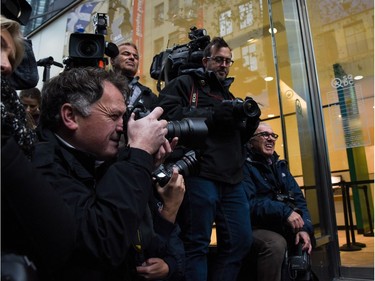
[
  {"x1": 241, "y1": 122, "x2": 314, "y2": 281},
  {"x1": 158, "y1": 37, "x2": 260, "y2": 281}
]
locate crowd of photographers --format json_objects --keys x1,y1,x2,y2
[{"x1": 1, "y1": 4, "x2": 315, "y2": 281}]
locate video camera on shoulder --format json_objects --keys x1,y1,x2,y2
[
  {"x1": 150, "y1": 26, "x2": 211, "y2": 90},
  {"x1": 64, "y1": 13, "x2": 119, "y2": 70}
]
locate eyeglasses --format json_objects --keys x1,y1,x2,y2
[
  {"x1": 252, "y1": 131, "x2": 279, "y2": 139},
  {"x1": 207, "y1": 56, "x2": 234, "y2": 66}
]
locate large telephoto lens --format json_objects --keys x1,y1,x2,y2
[{"x1": 166, "y1": 118, "x2": 208, "y2": 147}]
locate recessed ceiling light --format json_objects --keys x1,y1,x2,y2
[
  {"x1": 264, "y1": 76, "x2": 274, "y2": 82},
  {"x1": 354, "y1": 75, "x2": 363, "y2": 80},
  {"x1": 247, "y1": 38, "x2": 256, "y2": 43},
  {"x1": 268, "y1": 27, "x2": 278, "y2": 34},
  {"x1": 268, "y1": 114, "x2": 275, "y2": 118}
]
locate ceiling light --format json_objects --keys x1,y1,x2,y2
[
  {"x1": 264, "y1": 76, "x2": 273, "y2": 82},
  {"x1": 247, "y1": 38, "x2": 256, "y2": 43},
  {"x1": 268, "y1": 27, "x2": 277, "y2": 34},
  {"x1": 354, "y1": 75, "x2": 363, "y2": 80},
  {"x1": 268, "y1": 114, "x2": 275, "y2": 118}
]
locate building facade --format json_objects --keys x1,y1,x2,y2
[{"x1": 26, "y1": 0, "x2": 374, "y2": 280}]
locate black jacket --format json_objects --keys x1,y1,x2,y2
[
  {"x1": 2, "y1": 136, "x2": 76, "y2": 279},
  {"x1": 243, "y1": 150, "x2": 314, "y2": 238},
  {"x1": 32, "y1": 128, "x2": 184, "y2": 281},
  {"x1": 158, "y1": 68, "x2": 259, "y2": 184}
]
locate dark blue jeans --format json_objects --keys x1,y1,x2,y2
[{"x1": 177, "y1": 176, "x2": 252, "y2": 281}]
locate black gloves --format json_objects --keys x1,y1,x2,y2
[
  {"x1": 212, "y1": 102, "x2": 235, "y2": 127},
  {"x1": 203, "y1": 102, "x2": 236, "y2": 135}
]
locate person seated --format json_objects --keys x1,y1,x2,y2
[
  {"x1": 241, "y1": 122, "x2": 314, "y2": 281},
  {"x1": 19, "y1": 87, "x2": 41, "y2": 128},
  {"x1": 32, "y1": 66, "x2": 185, "y2": 281}
]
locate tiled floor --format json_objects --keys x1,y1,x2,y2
[{"x1": 338, "y1": 229, "x2": 374, "y2": 268}]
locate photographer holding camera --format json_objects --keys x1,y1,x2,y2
[
  {"x1": 31, "y1": 67, "x2": 185, "y2": 281},
  {"x1": 158, "y1": 37, "x2": 260, "y2": 281},
  {"x1": 242, "y1": 122, "x2": 314, "y2": 281}
]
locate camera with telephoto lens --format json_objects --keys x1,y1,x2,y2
[
  {"x1": 64, "y1": 13, "x2": 119, "y2": 70},
  {"x1": 221, "y1": 97, "x2": 261, "y2": 119},
  {"x1": 152, "y1": 150, "x2": 199, "y2": 187},
  {"x1": 124, "y1": 102, "x2": 208, "y2": 148}
]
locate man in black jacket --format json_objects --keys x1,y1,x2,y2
[
  {"x1": 1, "y1": 15, "x2": 75, "y2": 280},
  {"x1": 158, "y1": 37, "x2": 260, "y2": 281},
  {"x1": 32, "y1": 67, "x2": 185, "y2": 281},
  {"x1": 111, "y1": 42, "x2": 158, "y2": 110}
]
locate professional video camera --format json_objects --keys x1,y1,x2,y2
[
  {"x1": 152, "y1": 150, "x2": 199, "y2": 187},
  {"x1": 64, "y1": 13, "x2": 119, "y2": 70},
  {"x1": 124, "y1": 101, "x2": 208, "y2": 148},
  {"x1": 150, "y1": 26, "x2": 211, "y2": 90}
]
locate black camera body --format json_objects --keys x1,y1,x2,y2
[
  {"x1": 285, "y1": 242, "x2": 312, "y2": 281},
  {"x1": 152, "y1": 150, "x2": 199, "y2": 187},
  {"x1": 150, "y1": 26, "x2": 211, "y2": 89},
  {"x1": 64, "y1": 13, "x2": 118, "y2": 70},
  {"x1": 274, "y1": 191, "x2": 303, "y2": 216}
]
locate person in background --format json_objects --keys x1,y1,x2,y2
[
  {"x1": 111, "y1": 42, "x2": 158, "y2": 110},
  {"x1": 20, "y1": 87, "x2": 41, "y2": 128},
  {"x1": 158, "y1": 36, "x2": 260, "y2": 281},
  {"x1": 242, "y1": 122, "x2": 314, "y2": 281},
  {"x1": 32, "y1": 66, "x2": 185, "y2": 281},
  {"x1": 1, "y1": 14, "x2": 76, "y2": 280}
]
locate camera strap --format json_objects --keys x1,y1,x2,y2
[{"x1": 189, "y1": 77, "x2": 198, "y2": 108}]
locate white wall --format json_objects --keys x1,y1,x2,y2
[{"x1": 30, "y1": 13, "x2": 69, "y2": 90}]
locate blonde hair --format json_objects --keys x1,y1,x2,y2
[{"x1": 1, "y1": 15, "x2": 25, "y2": 69}]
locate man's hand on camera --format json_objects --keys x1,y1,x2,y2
[
  {"x1": 295, "y1": 231, "x2": 312, "y2": 254},
  {"x1": 156, "y1": 168, "x2": 185, "y2": 223},
  {"x1": 153, "y1": 137, "x2": 178, "y2": 168},
  {"x1": 287, "y1": 210, "x2": 305, "y2": 232},
  {"x1": 127, "y1": 107, "x2": 168, "y2": 155},
  {"x1": 212, "y1": 102, "x2": 234, "y2": 126}
]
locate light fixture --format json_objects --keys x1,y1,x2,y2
[
  {"x1": 268, "y1": 114, "x2": 275, "y2": 118},
  {"x1": 247, "y1": 38, "x2": 256, "y2": 43},
  {"x1": 264, "y1": 76, "x2": 273, "y2": 82},
  {"x1": 268, "y1": 27, "x2": 277, "y2": 34},
  {"x1": 354, "y1": 75, "x2": 363, "y2": 80}
]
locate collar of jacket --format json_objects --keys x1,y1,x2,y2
[
  {"x1": 36, "y1": 127, "x2": 99, "y2": 177},
  {"x1": 247, "y1": 149, "x2": 280, "y2": 165},
  {"x1": 180, "y1": 67, "x2": 235, "y2": 89}
]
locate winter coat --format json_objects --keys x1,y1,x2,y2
[
  {"x1": 31, "y1": 128, "x2": 184, "y2": 281},
  {"x1": 158, "y1": 68, "x2": 259, "y2": 184},
  {"x1": 243, "y1": 150, "x2": 314, "y2": 237}
]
